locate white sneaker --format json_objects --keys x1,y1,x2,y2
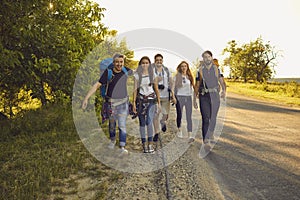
[
  {"x1": 210, "y1": 135, "x2": 217, "y2": 144},
  {"x1": 177, "y1": 130, "x2": 183, "y2": 138},
  {"x1": 107, "y1": 140, "x2": 116, "y2": 149},
  {"x1": 143, "y1": 143, "x2": 148, "y2": 153},
  {"x1": 188, "y1": 137, "x2": 195, "y2": 143},
  {"x1": 148, "y1": 144, "x2": 154, "y2": 154},
  {"x1": 120, "y1": 147, "x2": 128, "y2": 155}
]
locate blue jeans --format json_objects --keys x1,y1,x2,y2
[
  {"x1": 199, "y1": 92, "x2": 220, "y2": 140},
  {"x1": 175, "y1": 95, "x2": 193, "y2": 132},
  {"x1": 109, "y1": 102, "x2": 128, "y2": 147},
  {"x1": 138, "y1": 102, "x2": 155, "y2": 143}
]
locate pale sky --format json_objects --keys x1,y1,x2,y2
[{"x1": 94, "y1": 0, "x2": 300, "y2": 78}]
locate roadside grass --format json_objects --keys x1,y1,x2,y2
[
  {"x1": 226, "y1": 80, "x2": 300, "y2": 107},
  {"x1": 0, "y1": 103, "x2": 122, "y2": 199}
]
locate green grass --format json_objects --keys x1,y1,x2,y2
[
  {"x1": 226, "y1": 80, "x2": 300, "y2": 107},
  {"x1": 0, "y1": 103, "x2": 122, "y2": 199}
]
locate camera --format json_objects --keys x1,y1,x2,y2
[
  {"x1": 158, "y1": 84, "x2": 165, "y2": 90},
  {"x1": 131, "y1": 113, "x2": 138, "y2": 119}
]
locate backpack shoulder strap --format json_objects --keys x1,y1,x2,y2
[
  {"x1": 164, "y1": 66, "x2": 169, "y2": 75},
  {"x1": 121, "y1": 67, "x2": 128, "y2": 76},
  {"x1": 198, "y1": 65, "x2": 203, "y2": 83},
  {"x1": 163, "y1": 65, "x2": 170, "y2": 85},
  {"x1": 138, "y1": 73, "x2": 143, "y2": 89},
  {"x1": 107, "y1": 69, "x2": 113, "y2": 81},
  {"x1": 213, "y1": 65, "x2": 219, "y2": 78},
  {"x1": 163, "y1": 66, "x2": 170, "y2": 78}
]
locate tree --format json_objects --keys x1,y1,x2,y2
[
  {"x1": 223, "y1": 37, "x2": 280, "y2": 82},
  {"x1": 0, "y1": 0, "x2": 108, "y2": 117}
]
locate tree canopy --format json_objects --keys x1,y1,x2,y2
[
  {"x1": 0, "y1": 0, "x2": 136, "y2": 118},
  {"x1": 223, "y1": 37, "x2": 281, "y2": 83}
]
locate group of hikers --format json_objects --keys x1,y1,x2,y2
[{"x1": 82, "y1": 50, "x2": 226, "y2": 155}]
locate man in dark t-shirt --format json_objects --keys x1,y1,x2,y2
[
  {"x1": 195, "y1": 50, "x2": 226, "y2": 147},
  {"x1": 99, "y1": 65, "x2": 132, "y2": 99},
  {"x1": 82, "y1": 54, "x2": 133, "y2": 155}
]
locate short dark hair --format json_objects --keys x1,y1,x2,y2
[
  {"x1": 154, "y1": 54, "x2": 163, "y2": 60},
  {"x1": 113, "y1": 53, "x2": 125, "y2": 61},
  {"x1": 202, "y1": 50, "x2": 213, "y2": 58}
]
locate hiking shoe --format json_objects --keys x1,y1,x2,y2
[
  {"x1": 162, "y1": 125, "x2": 166, "y2": 132},
  {"x1": 107, "y1": 140, "x2": 116, "y2": 149},
  {"x1": 120, "y1": 147, "x2": 128, "y2": 155},
  {"x1": 143, "y1": 143, "x2": 148, "y2": 153},
  {"x1": 210, "y1": 135, "x2": 217, "y2": 144},
  {"x1": 177, "y1": 130, "x2": 183, "y2": 138},
  {"x1": 161, "y1": 122, "x2": 167, "y2": 132},
  {"x1": 210, "y1": 139, "x2": 217, "y2": 144},
  {"x1": 153, "y1": 133, "x2": 160, "y2": 142},
  {"x1": 188, "y1": 137, "x2": 195, "y2": 143},
  {"x1": 203, "y1": 139, "x2": 209, "y2": 144},
  {"x1": 148, "y1": 144, "x2": 155, "y2": 154}
]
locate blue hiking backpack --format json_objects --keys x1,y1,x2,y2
[{"x1": 99, "y1": 58, "x2": 128, "y2": 98}]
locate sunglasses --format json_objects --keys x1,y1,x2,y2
[{"x1": 183, "y1": 77, "x2": 186, "y2": 83}]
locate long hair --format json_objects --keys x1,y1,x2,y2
[
  {"x1": 175, "y1": 61, "x2": 194, "y2": 88},
  {"x1": 136, "y1": 56, "x2": 154, "y2": 87}
]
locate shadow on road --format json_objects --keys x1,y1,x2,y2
[
  {"x1": 205, "y1": 124, "x2": 300, "y2": 200},
  {"x1": 227, "y1": 96, "x2": 300, "y2": 114}
]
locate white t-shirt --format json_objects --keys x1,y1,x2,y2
[
  {"x1": 134, "y1": 73, "x2": 155, "y2": 98},
  {"x1": 173, "y1": 75, "x2": 193, "y2": 96},
  {"x1": 153, "y1": 67, "x2": 170, "y2": 98}
]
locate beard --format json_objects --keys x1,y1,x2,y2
[
  {"x1": 204, "y1": 60, "x2": 212, "y2": 66},
  {"x1": 155, "y1": 63, "x2": 162, "y2": 68}
]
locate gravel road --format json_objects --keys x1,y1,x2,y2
[{"x1": 107, "y1": 92, "x2": 300, "y2": 199}]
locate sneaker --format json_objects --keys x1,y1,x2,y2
[
  {"x1": 120, "y1": 147, "x2": 128, "y2": 155},
  {"x1": 148, "y1": 144, "x2": 154, "y2": 154},
  {"x1": 107, "y1": 140, "x2": 116, "y2": 149},
  {"x1": 143, "y1": 143, "x2": 148, "y2": 153},
  {"x1": 160, "y1": 121, "x2": 167, "y2": 132},
  {"x1": 177, "y1": 130, "x2": 183, "y2": 138},
  {"x1": 203, "y1": 139, "x2": 209, "y2": 144},
  {"x1": 210, "y1": 135, "x2": 217, "y2": 144},
  {"x1": 188, "y1": 137, "x2": 195, "y2": 143},
  {"x1": 153, "y1": 133, "x2": 160, "y2": 142}
]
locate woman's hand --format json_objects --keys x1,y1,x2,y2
[
  {"x1": 171, "y1": 97, "x2": 177, "y2": 105},
  {"x1": 220, "y1": 91, "x2": 226, "y2": 100},
  {"x1": 156, "y1": 103, "x2": 162, "y2": 114},
  {"x1": 133, "y1": 103, "x2": 137, "y2": 114},
  {"x1": 193, "y1": 100, "x2": 198, "y2": 109}
]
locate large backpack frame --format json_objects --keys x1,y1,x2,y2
[{"x1": 99, "y1": 58, "x2": 128, "y2": 98}]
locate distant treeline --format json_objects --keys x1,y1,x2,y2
[{"x1": 268, "y1": 78, "x2": 300, "y2": 84}]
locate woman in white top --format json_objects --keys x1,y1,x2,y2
[
  {"x1": 133, "y1": 56, "x2": 161, "y2": 153},
  {"x1": 173, "y1": 61, "x2": 197, "y2": 142}
]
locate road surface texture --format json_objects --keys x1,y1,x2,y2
[
  {"x1": 107, "y1": 92, "x2": 300, "y2": 200},
  {"x1": 52, "y1": 92, "x2": 300, "y2": 199}
]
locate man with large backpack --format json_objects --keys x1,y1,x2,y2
[
  {"x1": 82, "y1": 53, "x2": 133, "y2": 155},
  {"x1": 152, "y1": 54, "x2": 176, "y2": 146},
  {"x1": 195, "y1": 50, "x2": 226, "y2": 148}
]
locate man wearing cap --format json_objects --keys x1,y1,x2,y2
[{"x1": 82, "y1": 53, "x2": 133, "y2": 154}]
